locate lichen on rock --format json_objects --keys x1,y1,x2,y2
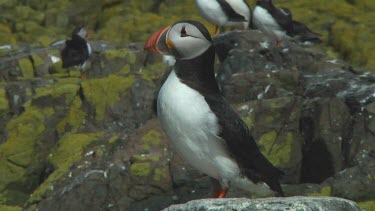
[
  {"x1": 81, "y1": 74, "x2": 134, "y2": 120},
  {"x1": 0, "y1": 88, "x2": 9, "y2": 115},
  {"x1": 28, "y1": 132, "x2": 103, "y2": 204}
]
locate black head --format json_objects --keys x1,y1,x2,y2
[
  {"x1": 72, "y1": 26, "x2": 88, "y2": 39},
  {"x1": 256, "y1": 0, "x2": 274, "y2": 8},
  {"x1": 144, "y1": 20, "x2": 212, "y2": 60}
]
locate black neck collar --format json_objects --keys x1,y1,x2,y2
[{"x1": 174, "y1": 46, "x2": 221, "y2": 95}]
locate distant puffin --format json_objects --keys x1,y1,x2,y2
[
  {"x1": 144, "y1": 20, "x2": 284, "y2": 198},
  {"x1": 195, "y1": 0, "x2": 251, "y2": 35},
  {"x1": 253, "y1": 0, "x2": 322, "y2": 47},
  {"x1": 61, "y1": 26, "x2": 91, "y2": 79}
]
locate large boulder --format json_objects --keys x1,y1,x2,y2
[{"x1": 164, "y1": 197, "x2": 361, "y2": 211}]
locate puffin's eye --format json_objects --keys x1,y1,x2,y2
[{"x1": 180, "y1": 26, "x2": 188, "y2": 37}]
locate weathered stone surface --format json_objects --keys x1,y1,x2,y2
[
  {"x1": 213, "y1": 30, "x2": 374, "y2": 186},
  {"x1": 29, "y1": 119, "x2": 173, "y2": 211},
  {"x1": 236, "y1": 97, "x2": 303, "y2": 183},
  {"x1": 164, "y1": 197, "x2": 361, "y2": 211},
  {"x1": 0, "y1": 41, "x2": 165, "y2": 206}
]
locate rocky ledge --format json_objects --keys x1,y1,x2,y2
[{"x1": 164, "y1": 197, "x2": 361, "y2": 211}]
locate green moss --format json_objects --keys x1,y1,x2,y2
[
  {"x1": 258, "y1": 131, "x2": 293, "y2": 166},
  {"x1": 308, "y1": 186, "x2": 332, "y2": 196},
  {"x1": 130, "y1": 162, "x2": 151, "y2": 177},
  {"x1": 1, "y1": 106, "x2": 46, "y2": 168},
  {"x1": 103, "y1": 49, "x2": 132, "y2": 60},
  {"x1": 28, "y1": 132, "x2": 101, "y2": 203},
  {"x1": 243, "y1": 116, "x2": 254, "y2": 129},
  {"x1": 153, "y1": 167, "x2": 168, "y2": 182},
  {"x1": 0, "y1": 205, "x2": 22, "y2": 211},
  {"x1": 0, "y1": 23, "x2": 16, "y2": 45},
  {"x1": 275, "y1": 0, "x2": 375, "y2": 71},
  {"x1": 358, "y1": 200, "x2": 375, "y2": 211},
  {"x1": 34, "y1": 80, "x2": 80, "y2": 104},
  {"x1": 142, "y1": 129, "x2": 161, "y2": 148},
  {"x1": 25, "y1": 88, "x2": 32, "y2": 97},
  {"x1": 0, "y1": 106, "x2": 53, "y2": 204},
  {"x1": 263, "y1": 115, "x2": 274, "y2": 124},
  {"x1": 133, "y1": 154, "x2": 160, "y2": 162},
  {"x1": 119, "y1": 64, "x2": 131, "y2": 75},
  {"x1": 56, "y1": 97, "x2": 87, "y2": 135},
  {"x1": 18, "y1": 58, "x2": 34, "y2": 78},
  {"x1": 108, "y1": 135, "x2": 120, "y2": 144},
  {"x1": 140, "y1": 62, "x2": 167, "y2": 81},
  {"x1": 36, "y1": 35, "x2": 54, "y2": 47},
  {"x1": 0, "y1": 88, "x2": 9, "y2": 115},
  {"x1": 31, "y1": 55, "x2": 45, "y2": 67},
  {"x1": 81, "y1": 74, "x2": 134, "y2": 120}
]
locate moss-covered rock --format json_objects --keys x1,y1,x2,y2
[
  {"x1": 0, "y1": 88, "x2": 9, "y2": 116},
  {"x1": 56, "y1": 97, "x2": 87, "y2": 135},
  {"x1": 130, "y1": 162, "x2": 151, "y2": 177},
  {"x1": 18, "y1": 58, "x2": 35, "y2": 78},
  {"x1": 237, "y1": 97, "x2": 303, "y2": 182},
  {"x1": 308, "y1": 186, "x2": 332, "y2": 197},
  {"x1": 0, "y1": 106, "x2": 52, "y2": 204},
  {"x1": 81, "y1": 74, "x2": 134, "y2": 120},
  {"x1": 28, "y1": 132, "x2": 103, "y2": 203},
  {"x1": 0, "y1": 205, "x2": 22, "y2": 211},
  {"x1": 274, "y1": 0, "x2": 375, "y2": 71},
  {"x1": 358, "y1": 200, "x2": 375, "y2": 211}
]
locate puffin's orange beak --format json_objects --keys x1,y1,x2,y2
[{"x1": 144, "y1": 26, "x2": 171, "y2": 55}]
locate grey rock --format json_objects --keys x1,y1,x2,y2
[{"x1": 164, "y1": 197, "x2": 361, "y2": 211}]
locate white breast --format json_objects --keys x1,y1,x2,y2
[
  {"x1": 157, "y1": 70, "x2": 240, "y2": 183},
  {"x1": 195, "y1": 0, "x2": 228, "y2": 26},
  {"x1": 253, "y1": 6, "x2": 287, "y2": 40},
  {"x1": 195, "y1": 0, "x2": 250, "y2": 29},
  {"x1": 86, "y1": 42, "x2": 92, "y2": 55}
]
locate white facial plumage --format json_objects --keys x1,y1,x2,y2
[
  {"x1": 167, "y1": 23, "x2": 212, "y2": 59},
  {"x1": 76, "y1": 28, "x2": 88, "y2": 39}
]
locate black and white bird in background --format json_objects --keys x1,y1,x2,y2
[
  {"x1": 195, "y1": 0, "x2": 251, "y2": 35},
  {"x1": 144, "y1": 20, "x2": 284, "y2": 198},
  {"x1": 61, "y1": 26, "x2": 92, "y2": 79},
  {"x1": 253, "y1": 0, "x2": 322, "y2": 47}
]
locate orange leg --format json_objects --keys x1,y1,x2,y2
[
  {"x1": 213, "y1": 188, "x2": 228, "y2": 198},
  {"x1": 276, "y1": 40, "x2": 281, "y2": 48}
]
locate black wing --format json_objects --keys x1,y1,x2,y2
[
  {"x1": 271, "y1": 7, "x2": 293, "y2": 30},
  {"x1": 204, "y1": 94, "x2": 284, "y2": 196},
  {"x1": 61, "y1": 39, "x2": 89, "y2": 68},
  {"x1": 288, "y1": 20, "x2": 323, "y2": 43},
  {"x1": 216, "y1": 0, "x2": 247, "y2": 22}
]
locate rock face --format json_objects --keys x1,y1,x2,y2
[
  {"x1": 0, "y1": 30, "x2": 374, "y2": 210},
  {"x1": 0, "y1": 0, "x2": 374, "y2": 71},
  {"x1": 164, "y1": 197, "x2": 361, "y2": 211}
]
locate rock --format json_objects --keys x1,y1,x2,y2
[
  {"x1": 213, "y1": 30, "x2": 374, "y2": 186},
  {"x1": 325, "y1": 151, "x2": 375, "y2": 201},
  {"x1": 0, "y1": 41, "x2": 166, "y2": 206},
  {"x1": 236, "y1": 97, "x2": 303, "y2": 183},
  {"x1": 300, "y1": 97, "x2": 351, "y2": 183},
  {"x1": 28, "y1": 119, "x2": 174, "y2": 211},
  {"x1": 164, "y1": 197, "x2": 361, "y2": 211}
]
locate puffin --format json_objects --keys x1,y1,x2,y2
[
  {"x1": 253, "y1": 0, "x2": 322, "y2": 47},
  {"x1": 61, "y1": 26, "x2": 91, "y2": 79},
  {"x1": 195, "y1": 0, "x2": 251, "y2": 35},
  {"x1": 144, "y1": 20, "x2": 284, "y2": 198}
]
